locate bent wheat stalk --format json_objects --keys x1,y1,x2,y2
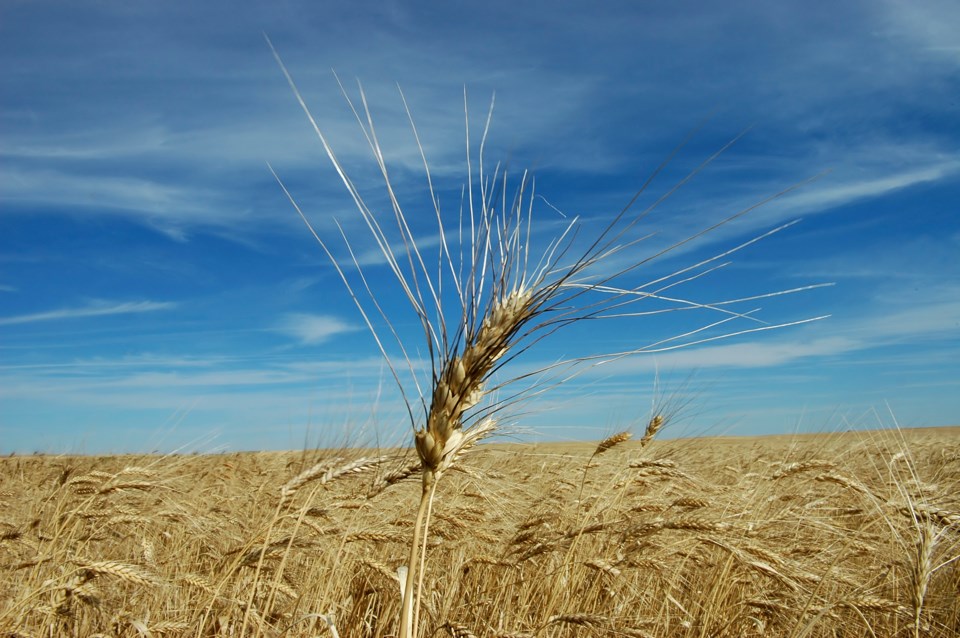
[{"x1": 267, "y1": 36, "x2": 830, "y2": 638}]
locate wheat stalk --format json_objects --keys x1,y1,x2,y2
[
  {"x1": 280, "y1": 456, "x2": 385, "y2": 503},
  {"x1": 443, "y1": 622, "x2": 478, "y2": 638},
  {"x1": 267, "y1": 38, "x2": 835, "y2": 637},
  {"x1": 911, "y1": 518, "x2": 937, "y2": 638},
  {"x1": 638, "y1": 414, "x2": 665, "y2": 449},
  {"x1": 594, "y1": 431, "x2": 633, "y2": 456},
  {"x1": 547, "y1": 613, "x2": 609, "y2": 627}
]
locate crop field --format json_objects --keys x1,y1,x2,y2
[{"x1": 2, "y1": 426, "x2": 958, "y2": 637}]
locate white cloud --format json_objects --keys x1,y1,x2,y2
[
  {"x1": 878, "y1": 1, "x2": 960, "y2": 61},
  {"x1": 566, "y1": 288, "x2": 960, "y2": 377},
  {"x1": 849, "y1": 299, "x2": 960, "y2": 344},
  {"x1": 0, "y1": 167, "x2": 229, "y2": 238},
  {"x1": 777, "y1": 159, "x2": 960, "y2": 216},
  {"x1": 0, "y1": 300, "x2": 176, "y2": 326},
  {"x1": 277, "y1": 313, "x2": 361, "y2": 344}
]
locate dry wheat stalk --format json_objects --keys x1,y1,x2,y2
[
  {"x1": 267, "y1": 577, "x2": 300, "y2": 601},
  {"x1": 772, "y1": 460, "x2": 837, "y2": 479},
  {"x1": 280, "y1": 457, "x2": 343, "y2": 499},
  {"x1": 106, "y1": 514, "x2": 152, "y2": 526},
  {"x1": 638, "y1": 415, "x2": 664, "y2": 448},
  {"x1": 293, "y1": 517, "x2": 339, "y2": 537},
  {"x1": 267, "y1": 42, "x2": 834, "y2": 638},
  {"x1": 510, "y1": 529, "x2": 539, "y2": 546},
  {"x1": 664, "y1": 518, "x2": 730, "y2": 532},
  {"x1": 466, "y1": 555, "x2": 515, "y2": 567},
  {"x1": 1, "y1": 526, "x2": 23, "y2": 542},
  {"x1": 911, "y1": 517, "x2": 937, "y2": 638},
  {"x1": 346, "y1": 531, "x2": 404, "y2": 543},
  {"x1": 140, "y1": 538, "x2": 155, "y2": 566},
  {"x1": 70, "y1": 579, "x2": 100, "y2": 608},
  {"x1": 416, "y1": 291, "x2": 533, "y2": 483},
  {"x1": 842, "y1": 596, "x2": 904, "y2": 614},
  {"x1": 625, "y1": 557, "x2": 666, "y2": 572},
  {"x1": 631, "y1": 503, "x2": 667, "y2": 513},
  {"x1": 903, "y1": 503, "x2": 960, "y2": 527},
  {"x1": 564, "y1": 520, "x2": 624, "y2": 538},
  {"x1": 367, "y1": 459, "x2": 422, "y2": 498},
  {"x1": 628, "y1": 521, "x2": 667, "y2": 537},
  {"x1": 671, "y1": 497, "x2": 710, "y2": 508},
  {"x1": 180, "y1": 573, "x2": 215, "y2": 594},
  {"x1": 584, "y1": 558, "x2": 622, "y2": 577},
  {"x1": 97, "y1": 481, "x2": 157, "y2": 496},
  {"x1": 148, "y1": 621, "x2": 192, "y2": 635},
  {"x1": 361, "y1": 558, "x2": 401, "y2": 583},
  {"x1": 280, "y1": 456, "x2": 384, "y2": 502},
  {"x1": 116, "y1": 466, "x2": 156, "y2": 477},
  {"x1": 447, "y1": 506, "x2": 487, "y2": 522},
  {"x1": 443, "y1": 622, "x2": 478, "y2": 638},
  {"x1": 51, "y1": 572, "x2": 94, "y2": 616},
  {"x1": 73, "y1": 560, "x2": 161, "y2": 586},
  {"x1": 516, "y1": 541, "x2": 557, "y2": 563},
  {"x1": 547, "y1": 613, "x2": 609, "y2": 627},
  {"x1": 632, "y1": 467, "x2": 689, "y2": 480},
  {"x1": 629, "y1": 459, "x2": 677, "y2": 469},
  {"x1": 517, "y1": 514, "x2": 557, "y2": 531},
  {"x1": 594, "y1": 431, "x2": 632, "y2": 456},
  {"x1": 814, "y1": 471, "x2": 875, "y2": 497}
]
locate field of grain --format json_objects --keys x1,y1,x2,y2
[{"x1": 2, "y1": 426, "x2": 958, "y2": 637}]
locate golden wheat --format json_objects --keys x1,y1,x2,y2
[{"x1": 3, "y1": 428, "x2": 958, "y2": 636}]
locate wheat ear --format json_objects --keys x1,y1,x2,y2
[{"x1": 269, "y1": 39, "x2": 833, "y2": 638}]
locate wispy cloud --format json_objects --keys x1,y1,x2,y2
[
  {"x1": 0, "y1": 167, "x2": 235, "y2": 240},
  {"x1": 0, "y1": 300, "x2": 176, "y2": 327},
  {"x1": 576, "y1": 288, "x2": 960, "y2": 377},
  {"x1": 777, "y1": 158, "x2": 960, "y2": 217},
  {"x1": 2, "y1": 1, "x2": 957, "y2": 452},
  {"x1": 277, "y1": 313, "x2": 361, "y2": 344},
  {"x1": 877, "y1": 0, "x2": 960, "y2": 61}
]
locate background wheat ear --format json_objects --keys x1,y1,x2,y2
[{"x1": 594, "y1": 431, "x2": 633, "y2": 457}]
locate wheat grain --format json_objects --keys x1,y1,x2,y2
[
  {"x1": 547, "y1": 613, "x2": 609, "y2": 627},
  {"x1": 639, "y1": 415, "x2": 665, "y2": 448},
  {"x1": 346, "y1": 531, "x2": 404, "y2": 543},
  {"x1": 97, "y1": 481, "x2": 155, "y2": 495},
  {"x1": 443, "y1": 622, "x2": 478, "y2": 638},
  {"x1": 361, "y1": 559, "x2": 401, "y2": 583},
  {"x1": 814, "y1": 472, "x2": 874, "y2": 496},
  {"x1": 281, "y1": 456, "x2": 384, "y2": 502},
  {"x1": 903, "y1": 503, "x2": 960, "y2": 527},
  {"x1": 671, "y1": 497, "x2": 710, "y2": 508},
  {"x1": 842, "y1": 596, "x2": 903, "y2": 613},
  {"x1": 771, "y1": 460, "x2": 837, "y2": 479},
  {"x1": 584, "y1": 558, "x2": 622, "y2": 577},
  {"x1": 74, "y1": 560, "x2": 161, "y2": 586},
  {"x1": 664, "y1": 518, "x2": 729, "y2": 532},
  {"x1": 629, "y1": 458, "x2": 677, "y2": 469},
  {"x1": 148, "y1": 621, "x2": 192, "y2": 634},
  {"x1": 180, "y1": 573, "x2": 215, "y2": 593},
  {"x1": 594, "y1": 431, "x2": 632, "y2": 456},
  {"x1": 367, "y1": 459, "x2": 422, "y2": 498}
]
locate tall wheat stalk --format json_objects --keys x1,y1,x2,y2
[{"x1": 267, "y1": 35, "x2": 830, "y2": 638}]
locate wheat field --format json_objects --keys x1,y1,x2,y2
[
  {"x1": 5, "y1": 51, "x2": 955, "y2": 638},
  {"x1": 2, "y1": 426, "x2": 958, "y2": 637}
]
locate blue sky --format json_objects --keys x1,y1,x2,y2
[{"x1": 1, "y1": 1, "x2": 958, "y2": 454}]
